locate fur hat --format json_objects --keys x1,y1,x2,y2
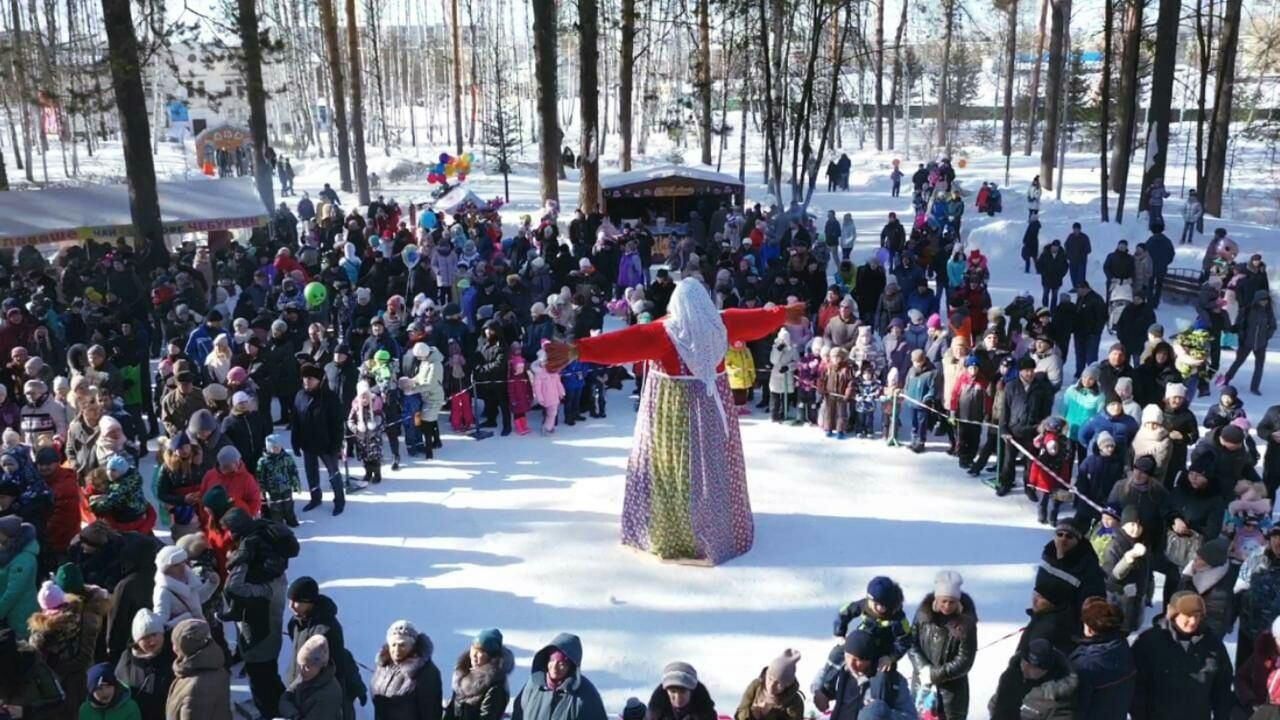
[
  {"x1": 132, "y1": 609, "x2": 165, "y2": 642},
  {"x1": 933, "y1": 570, "x2": 964, "y2": 600},
  {"x1": 660, "y1": 661, "x2": 698, "y2": 690},
  {"x1": 176, "y1": 532, "x2": 209, "y2": 558},
  {"x1": 300, "y1": 364, "x2": 325, "y2": 381},
  {"x1": 202, "y1": 384, "x2": 228, "y2": 404},
  {"x1": 1168, "y1": 590, "x2": 1206, "y2": 618},
  {"x1": 1080, "y1": 598, "x2": 1123, "y2": 634},
  {"x1": 386, "y1": 620, "x2": 419, "y2": 646},
  {"x1": 37, "y1": 580, "x2": 66, "y2": 611},
  {"x1": 766, "y1": 649, "x2": 801, "y2": 686},
  {"x1": 297, "y1": 635, "x2": 330, "y2": 668}
]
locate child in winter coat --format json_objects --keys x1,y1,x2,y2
[
  {"x1": 347, "y1": 381, "x2": 385, "y2": 485},
  {"x1": 531, "y1": 350, "x2": 564, "y2": 434},
  {"x1": 1204, "y1": 385, "x2": 1247, "y2": 431},
  {"x1": 1075, "y1": 431, "x2": 1124, "y2": 529},
  {"x1": 880, "y1": 367, "x2": 901, "y2": 441},
  {"x1": 507, "y1": 345, "x2": 534, "y2": 435},
  {"x1": 81, "y1": 662, "x2": 143, "y2": 720},
  {"x1": 725, "y1": 341, "x2": 756, "y2": 414},
  {"x1": 903, "y1": 349, "x2": 940, "y2": 451},
  {"x1": 88, "y1": 455, "x2": 149, "y2": 530},
  {"x1": 1102, "y1": 506, "x2": 1150, "y2": 632},
  {"x1": 1027, "y1": 417, "x2": 1074, "y2": 526},
  {"x1": 853, "y1": 362, "x2": 882, "y2": 438},
  {"x1": 446, "y1": 340, "x2": 475, "y2": 432},
  {"x1": 950, "y1": 356, "x2": 990, "y2": 468},
  {"x1": 561, "y1": 358, "x2": 588, "y2": 426},
  {"x1": 256, "y1": 434, "x2": 300, "y2": 527},
  {"x1": 819, "y1": 348, "x2": 854, "y2": 438},
  {"x1": 1225, "y1": 481, "x2": 1272, "y2": 561},
  {"x1": 794, "y1": 340, "x2": 824, "y2": 426},
  {"x1": 768, "y1": 329, "x2": 798, "y2": 424},
  {"x1": 1089, "y1": 504, "x2": 1123, "y2": 559},
  {"x1": 819, "y1": 577, "x2": 911, "y2": 700}
]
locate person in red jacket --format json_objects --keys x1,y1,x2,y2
[
  {"x1": 36, "y1": 447, "x2": 83, "y2": 571},
  {"x1": 1028, "y1": 416, "x2": 1075, "y2": 526},
  {"x1": 199, "y1": 445, "x2": 262, "y2": 520}
]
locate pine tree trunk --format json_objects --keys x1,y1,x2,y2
[
  {"x1": 697, "y1": 0, "x2": 712, "y2": 165},
  {"x1": 1139, "y1": 0, "x2": 1179, "y2": 214},
  {"x1": 1024, "y1": 0, "x2": 1048, "y2": 156},
  {"x1": 874, "y1": 0, "x2": 884, "y2": 150},
  {"x1": 888, "y1": 0, "x2": 907, "y2": 151},
  {"x1": 346, "y1": 0, "x2": 369, "y2": 203},
  {"x1": 1099, "y1": 0, "x2": 1111, "y2": 221},
  {"x1": 619, "y1": 0, "x2": 635, "y2": 171},
  {"x1": 101, "y1": 0, "x2": 163, "y2": 259},
  {"x1": 1001, "y1": 0, "x2": 1017, "y2": 158},
  {"x1": 579, "y1": 0, "x2": 600, "y2": 212},
  {"x1": 450, "y1": 0, "x2": 464, "y2": 155},
  {"x1": 1193, "y1": 0, "x2": 1213, "y2": 196},
  {"x1": 1039, "y1": 0, "x2": 1069, "y2": 190},
  {"x1": 319, "y1": 0, "x2": 352, "y2": 191},
  {"x1": 365, "y1": 0, "x2": 391, "y2": 154},
  {"x1": 532, "y1": 0, "x2": 559, "y2": 203},
  {"x1": 1111, "y1": 0, "x2": 1141, "y2": 216},
  {"x1": 936, "y1": 0, "x2": 954, "y2": 151},
  {"x1": 7, "y1": 0, "x2": 33, "y2": 182},
  {"x1": 1203, "y1": 0, "x2": 1241, "y2": 216},
  {"x1": 238, "y1": 0, "x2": 275, "y2": 212}
]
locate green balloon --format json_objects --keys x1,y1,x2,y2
[{"x1": 304, "y1": 281, "x2": 327, "y2": 308}]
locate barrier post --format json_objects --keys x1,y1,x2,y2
[
  {"x1": 886, "y1": 391, "x2": 901, "y2": 447},
  {"x1": 980, "y1": 429, "x2": 1002, "y2": 489}
]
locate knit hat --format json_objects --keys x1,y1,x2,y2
[
  {"x1": 766, "y1": 649, "x2": 801, "y2": 686},
  {"x1": 0, "y1": 515, "x2": 20, "y2": 539},
  {"x1": 201, "y1": 485, "x2": 231, "y2": 518},
  {"x1": 386, "y1": 620, "x2": 418, "y2": 645},
  {"x1": 1121, "y1": 504, "x2": 1142, "y2": 526},
  {"x1": 866, "y1": 576, "x2": 903, "y2": 607},
  {"x1": 187, "y1": 409, "x2": 218, "y2": 435},
  {"x1": 78, "y1": 521, "x2": 113, "y2": 548},
  {"x1": 1022, "y1": 638, "x2": 1055, "y2": 669},
  {"x1": 843, "y1": 629, "x2": 877, "y2": 660},
  {"x1": 37, "y1": 580, "x2": 66, "y2": 611},
  {"x1": 202, "y1": 384, "x2": 228, "y2": 404},
  {"x1": 907, "y1": 309, "x2": 924, "y2": 323},
  {"x1": 1018, "y1": 355, "x2": 1036, "y2": 370},
  {"x1": 963, "y1": 355, "x2": 980, "y2": 368},
  {"x1": 926, "y1": 313, "x2": 942, "y2": 329},
  {"x1": 227, "y1": 367, "x2": 248, "y2": 385},
  {"x1": 216, "y1": 445, "x2": 241, "y2": 468},
  {"x1": 1148, "y1": 323, "x2": 1165, "y2": 337},
  {"x1": 34, "y1": 447, "x2": 59, "y2": 465},
  {"x1": 1165, "y1": 382, "x2": 1187, "y2": 400},
  {"x1": 1189, "y1": 452, "x2": 1215, "y2": 476},
  {"x1": 622, "y1": 698, "x2": 646, "y2": 720},
  {"x1": 297, "y1": 635, "x2": 330, "y2": 668},
  {"x1": 54, "y1": 563, "x2": 85, "y2": 595},
  {"x1": 1141, "y1": 404, "x2": 1163, "y2": 424},
  {"x1": 300, "y1": 364, "x2": 324, "y2": 381},
  {"x1": 220, "y1": 508, "x2": 254, "y2": 539},
  {"x1": 910, "y1": 349, "x2": 925, "y2": 363},
  {"x1": 660, "y1": 661, "x2": 698, "y2": 690},
  {"x1": 155, "y1": 545, "x2": 188, "y2": 570},
  {"x1": 132, "y1": 609, "x2": 165, "y2": 642},
  {"x1": 473, "y1": 628, "x2": 503, "y2": 656},
  {"x1": 1221, "y1": 384, "x2": 1239, "y2": 400},
  {"x1": 933, "y1": 570, "x2": 964, "y2": 600},
  {"x1": 1221, "y1": 425, "x2": 1246, "y2": 444},
  {"x1": 1054, "y1": 515, "x2": 1087, "y2": 538},
  {"x1": 1168, "y1": 590, "x2": 1206, "y2": 618},
  {"x1": 167, "y1": 431, "x2": 191, "y2": 453},
  {"x1": 265, "y1": 434, "x2": 284, "y2": 452},
  {"x1": 1034, "y1": 566, "x2": 1075, "y2": 608},
  {"x1": 231, "y1": 391, "x2": 252, "y2": 408},
  {"x1": 1114, "y1": 377, "x2": 1134, "y2": 397},
  {"x1": 287, "y1": 577, "x2": 320, "y2": 603},
  {"x1": 172, "y1": 619, "x2": 212, "y2": 657},
  {"x1": 1080, "y1": 365, "x2": 1100, "y2": 382},
  {"x1": 1133, "y1": 455, "x2": 1158, "y2": 476},
  {"x1": 1095, "y1": 430, "x2": 1117, "y2": 452},
  {"x1": 87, "y1": 662, "x2": 117, "y2": 691},
  {"x1": 1080, "y1": 598, "x2": 1123, "y2": 634},
  {"x1": 1197, "y1": 537, "x2": 1230, "y2": 567},
  {"x1": 531, "y1": 302, "x2": 548, "y2": 317},
  {"x1": 107, "y1": 455, "x2": 130, "y2": 476}
]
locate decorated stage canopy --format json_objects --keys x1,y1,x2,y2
[
  {"x1": 600, "y1": 164, "x2": 744, "y2": 224},
  {"x1": 0, "y1": 178, "x2": 269, "y2": 249},
  {"x1": 194, "y1": 124, "x2": 253, "y2": 167}
]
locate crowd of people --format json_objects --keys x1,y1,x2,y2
[{"x1": 0, "y1": 153, "x2": 1272, "y2": 719}]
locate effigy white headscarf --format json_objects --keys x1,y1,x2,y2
[{"x1": 664, "y1": 278, "x2": 727, "y2": 399}]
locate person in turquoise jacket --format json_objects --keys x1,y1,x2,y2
[
  {"x1": 512, "y1": 634, "x2": 606, "y2": 720},
  {"x1": 0, "y1": 516, "x2": 40, "y2": 639},
  {"x1": 1061, "y1": 365, "x2": 1106, "y2": 463}
]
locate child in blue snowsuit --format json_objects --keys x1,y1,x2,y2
[
  {"x1": 561, "y1": 359, "x2": 588, "y2": 425},
  {"x1": 814, "y1": 576, "x2": 912, "y2": 697}
]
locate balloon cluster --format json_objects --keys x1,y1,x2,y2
[{"x1": 428, "y1": 152, "x2": 473, "y2": 184}]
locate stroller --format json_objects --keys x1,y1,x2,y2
[{"x1": 1107, "y1": 280, "x2": 1134, "y2": 334}]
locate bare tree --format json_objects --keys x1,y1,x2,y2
[
  {"x1": 887, "y1": 0, "x2": 907, "y2": 150},
  {"x1": 450, "y1": 0, "x2": 464, "y2": 155},
  {"x1": 1139, "y1": 0, "x2": 1180, "y2": 214},
  {"x1": 1099, "y1": 0, "x2": 1110, "y2": 220},
  {"x1": 237, "y1": 0, "x2": 274, "y2": 211},
  {"x1": 1110, "y1": 0, "x2": 1142, "y2": 217},
  {"x1": 346, "y1": 0, "x2": 369, "y2": 203},
  {"x1": 874, "y1": 0, "x2": 884, "y2": 149},
  {"x1": 619, "y1": 0, "x2": 636, "y2": 170},
  {"x1": 696, "y1": 0, "x2": 712, "y2": 164},
  {"x1": 580, "y1": 0, "x2": 600, "y2": 211},
  {"x1": 1038, "y1": 0, "x2": 1069, "y2": 190},
  {"x1": 936, "y1": 0, "x2": 956, "y2": 152},
  {"x1": 532, "y1": 0, "x2": 559, "y2": 203},
  {"x1": 318, "y1": 0, "x2": 352, "y2": 191},
  {"x1": 1024, "y1": 0, "x2": 1048, "y2": 155},
  {"x1": 1000, "y1": 0, "x2": 1017, "y2": 173},
  {"x1": 1203, "y1": 0, "x2": 1241, "y2": 215}
]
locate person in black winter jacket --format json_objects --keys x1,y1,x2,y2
[
  {"x1": 1223, "y1": 290, "x2": 1276, "y2": 395},
  {"x1": 1131, "y1": 592, "x2": 1233, "y2": 720},
  {"x1": 1068, "y1": 598, "x2": 1134, "y2": 720},
  {"x1": 221, "y1": 394, "x2": 271, "y2": 474},
  {"x1": 1176, "y1": 537, "x2": 1239, "y2": 642},
  {"x1": 1258, "y1": 403, "x2": 1280, "y2": 497},
  {"x1": 1035, "y1": 241, "x2": 1069, "y2": 309},
  {"x1": 1071, "y1": 282, "x2": 1109, "y2": 378},
  {"x1": 292, "y1": 365, "x2": 346, "y2": 515},
  {"x1": 645, "y1": 663, "x2": 717, "y2": 720},
  {"x1": 286, "y1": 577, "x2": 366, "y2": 719},
  {"x1": 114, "y1": 610, "x2": 175, "y2": 720},
  {"x1": 907, "y1": 571, "x2": 976, "y2": 720},
  {"x1": 1076, "y1": 432, "x2": 1125, "y2": 529},
  {"x1": 1145, "y1": 225, "x2": 1176, "y2": 306},
  {"x1": 996, "y1": 358, "x2": 1055, "y2": 494},
  {"x1": 1170, "y1": 455, "x2": 1227, "y2": 541},
  {"x1": 473, "y1": 322, "x2": 511, "y2": 436},
  {"x1": 1022, "y1": 220, "x2": 1041, "y2": 274},
  {"x1": 989, "y1": 638, "x2": 1078, "y2": 720},
  {"x1": 1038, "y1": 518, "x2": 1106, "y2": 630},
  {"x1": 1115, "y1": 295, "x2": 1157, "y2": 364},
  {"x1": 1064, "y1": 224, "x2": 1092, "y2": 288},
  {"x1": 1102, "y1": 241, "x2": 1135, "y2": 301},
  {"x1": 372, "y1": 620, "x2": 443, "y2": 720}
]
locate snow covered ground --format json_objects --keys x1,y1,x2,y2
[{"x1": 23, "y1": 127, "x2": 1280, "y2": 717}]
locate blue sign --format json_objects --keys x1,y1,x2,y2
[{"x1": 167, "y1": 100, "x2": 189, "y2": 123}]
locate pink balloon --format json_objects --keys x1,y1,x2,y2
[{"x1": 458, "y1": 173, "x2": 467, "y2": 182}]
